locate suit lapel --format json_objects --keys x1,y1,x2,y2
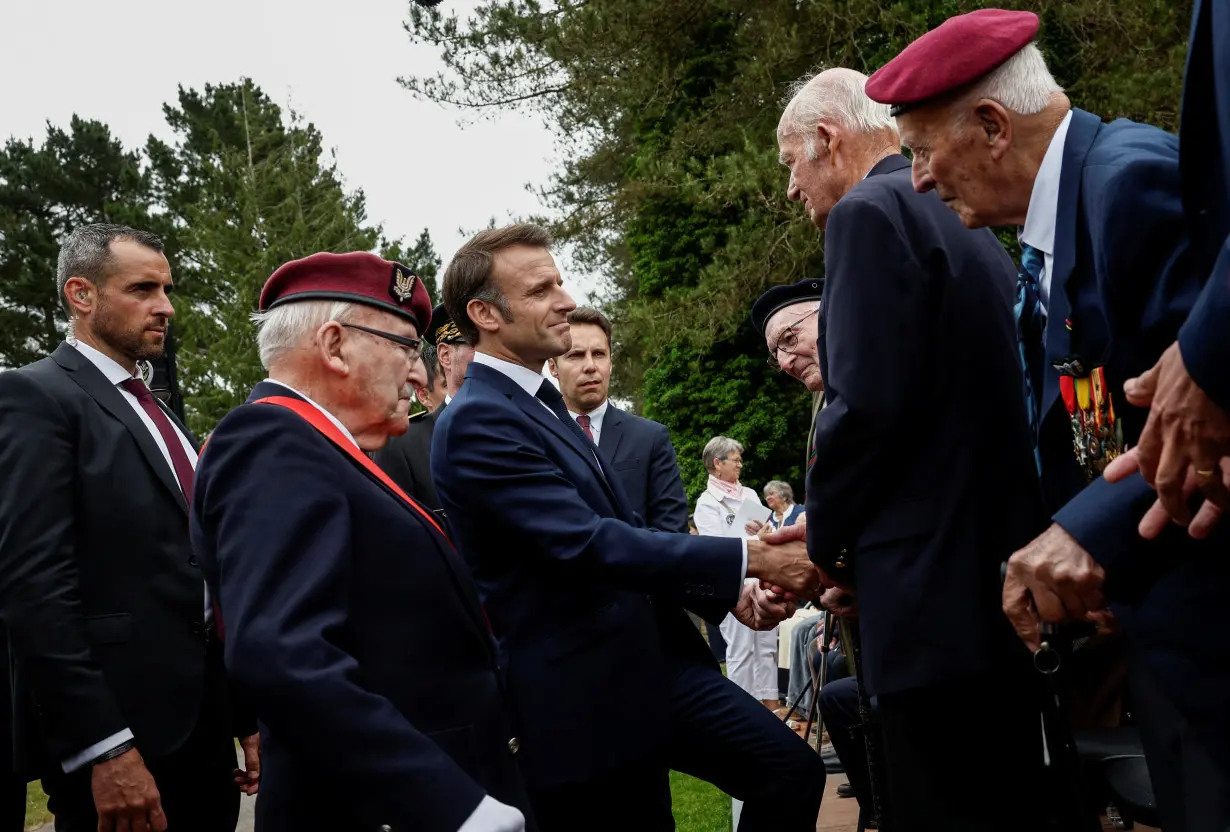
[
  {"x1": 1040, "y1": 108, "x2": 1101, "y2": 421},
  {"x1": 598, "y1": 405, "x2": 625, "y2": 462},
  {"x1": 55, "y1": 344, "x2": 188, "y2": 514}
]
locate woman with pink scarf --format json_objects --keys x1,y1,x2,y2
[{"x1": 692, "y1": 436, "x2": 779, "y2": 710}]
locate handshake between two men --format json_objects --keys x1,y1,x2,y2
[{"x1": 736, "y1": 523, "x2": 829, "y2": 630}]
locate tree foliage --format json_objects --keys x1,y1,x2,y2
[{"x1": 402, "y1": 0, "x2": 1191, "y2": 502}]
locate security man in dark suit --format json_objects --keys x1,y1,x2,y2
[
  {"x1": 776, "y1": 67, "x2": 1050, "y2": 828},
  {"x1": 868, "y1": 10, "x2": 1230, "y2": 827},
  {"x1": 0, "y1": 224, "x2": 257, "y2": 832},
  {"x1": 433, "y1": 223, "x2": 823, "y2": 831},
  {"x1": 375, "y1": 304, "x2": 475, "y2": 516},
  {"x1": 191, "y1": 252, "x2": 532, "y2": 832},
  {"x1": 547, "y1": 305, "x2": 825, "y2": 827}
]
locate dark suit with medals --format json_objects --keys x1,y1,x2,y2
[
  {"x1": 374, "y1": 401, "x2": 447, "y2": 513},
  {"x1": 190, "y1": 382, "x2": 532, "y2": 832},
  {"x1": 0, "y1": 343, "x2": 244, "y2": 832},
  {"x1": 807, "y1": 155, "x2": 1050, "y2": 827},
  {"x1": 599, "y1": 403, "x2": 825, "y2": 829},
  {"x1": 1025, "y1": 108, "x2": 1230, "y2": 829}
]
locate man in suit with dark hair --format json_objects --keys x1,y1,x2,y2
[
  {"x1": 547, "y1": 305, "x2": 825, "y2": 828},
  {"x1": 433, "y1": 223, "x2": 824, "y2": 831},
  {"x1": 0, "y1": 224, "x2": 257, "y2": 832},
  {"x1": 869, "y1": 9, "x2": 1230, "y2": 826},
  {"x1": 191, "y1": 252, "x2": 533, "y2": 832},
  {"x1": 375, "y1": 303, "x2": 476, "y2": 516},
  {"x1": 776, "y1": 67, "x2": 1052, "y2": 828}
]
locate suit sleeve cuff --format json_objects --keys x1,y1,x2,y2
[
  {"x1": 740, "y1": 538, "x2": 748, "y2": 580},
  {"x1": 457, "y1": 795, "x2": 525, "y2": 832},
  {"x1": 1051, "y1": 474, "x2": 1157, "y2": 574},
  {"x1": 62, "y1": 728, "x2": 134, "y2": 773}
]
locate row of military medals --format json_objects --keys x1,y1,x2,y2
[{"x1": 1053, "y1": 326, "x2": 1124, "y2": 481}]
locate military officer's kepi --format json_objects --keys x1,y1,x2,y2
[
  {"x1": 751, "y1": 278, "x2": 824, "y2": 336},
  {"x1": 259, "y1": 251, "x2": 432, "y2": 332},
  {"x1": 426, "y1": 303, "x2": 466, "y2": 346},
  {"x1": 864, "y1": 9, "x2": 1040, "y2": 116}
]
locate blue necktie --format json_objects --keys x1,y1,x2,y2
[{"x1": 1015, "y1": 244, "x2": 1046, "y2": 473}]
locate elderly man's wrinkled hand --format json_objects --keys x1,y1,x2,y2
[
  {"x1": 819, "y1": 586, "x2": 858, "y2": 619},
  {"x1": 1001, "y1": 523, "x2": 1105, "y2": 652},
  {"x1": 1124, "y1": 342, "x2": 1230, "y2": 525},
  {"x1": 746, "y1": 536, "x2": 820, "y2": 598}
]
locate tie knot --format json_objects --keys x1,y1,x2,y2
[
  {"x1": 576, "y1": 413, "x2": 591, "y2": 429},
  {"x1": 119, "y1": 377, "x2": 153, "y2": 402}
]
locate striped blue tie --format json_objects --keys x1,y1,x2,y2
[{"x1": 1015, "y1": 244, "x2": 1046, "y2": 474}]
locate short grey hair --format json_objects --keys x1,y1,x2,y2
[
  {"x1": 250, "y1": 300, "x2": 357, "y2": 370},
  {"x1": 703, "y1": 436, "x2": 744, "y2": 474},
  {"x1": 960, "y1": 44, "x2": 1063, "y2": 116},
  {"x1": 780, "y1": 68, "x2": 896, "y2": 160},
  {"x1": 56, "y1": 224, "x2": 164, "y2": 317},
  {"x1": 764, "y1": 480, "x2": 794, "y2": 503}
]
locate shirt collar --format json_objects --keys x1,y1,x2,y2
[
  {"x1": 72, "y1": 340, "x2": 138, "y2": 385},
  {"x1": 262, "y1": 378, "x2": 358, "y2": 447},
  {"x1": 1020, "y1": 109, "x2": 1074, "y2": 257},
  {"x1": 472, "y1": 352, "x2": 550, "y2": 399},
  {"x1": 569, "y1": 398, "x2": 609, "y2": 433}
]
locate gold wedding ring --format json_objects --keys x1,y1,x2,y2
[{"x1": 1195, "y1": 468, "x2": 1216, "y2": 479}]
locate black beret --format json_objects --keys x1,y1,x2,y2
[
  {"x1": 750, "y1": 278, "x2": 825, "y2": 336},
  {"x1": 426, "y1": 303, "x2": 466, "y2": 346}
]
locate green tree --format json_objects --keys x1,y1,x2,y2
[
  {"x1": 148, "y1": 79, "x2": 399, "y2": 435},
  {"x1": 0, "y1": 117, "x2": 163, "y2": 367},
  {"x1": 402, "y1": 0, "x2": 1191, "y2": 503}
]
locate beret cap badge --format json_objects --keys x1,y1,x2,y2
[{"x1": 390, "y1": 266, "x2": 419, "y2": 303}]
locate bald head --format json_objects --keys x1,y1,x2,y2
[{"x1": 776, "y1": 68, "x2": 902, "y2": 228}]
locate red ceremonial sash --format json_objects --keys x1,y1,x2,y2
[{"x1": 253, "y1": 396, "x2": 450, "y2": 541}]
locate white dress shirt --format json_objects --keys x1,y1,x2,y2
[
  {"x1": 265, "y1": 374, "x2": 525, "y2": 832},
  {"x1": 473, "y1": 352, "x2": 748, "y2": 576},
  {"x1": 567, "y1": 398, "x2": 609, "y2": 444},
  {"x1": 63, "y1": 341, "x2": 211, "y2": 772},
  {"x1": 1019, "y1": 109, "x2": 1074, "y2": 315}
]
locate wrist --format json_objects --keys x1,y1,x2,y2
[
  {"x1": 91, "y1": 740, "x2": 135, "y2": 767},
  {"x1": 745, "y1": 540, "x2": 765, "y2": 577}
]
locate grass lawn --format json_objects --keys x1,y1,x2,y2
[
  {"x1": 671, "y1": 770, "x2": 730, "y2": 831},
  {"x1": 24, "y1": 781, "x2": 51, "y2": 831}
]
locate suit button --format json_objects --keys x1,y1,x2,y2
[
  {"x1": 508, "y1": 737, "x2": 521, "y2": 754},
  {"x1": 379, "y1": 826, "x2": 391, "y2": 831},
  {"x1": 188, "y1": 556, "x2": 199, "y2": 567}
]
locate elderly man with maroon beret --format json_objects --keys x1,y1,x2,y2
[
  {"x1": 189, "y1": 253, "x2": 534, "y2": 832},
  {"x1": 868, "y1": 10, "x2": 1230, "y2": 829}
]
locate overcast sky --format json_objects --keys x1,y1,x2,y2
[{"x1": 0, "y1": 0, "x2": 600, "y2": 305}]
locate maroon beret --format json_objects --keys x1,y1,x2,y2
[
  {"x1": 259, "y1": 252, "x2": 431, "y2": 332},
  {"x1": 865, "y1": 9, "x2": 1040, "y2": 116}
]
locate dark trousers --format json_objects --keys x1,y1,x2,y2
[
  {"x1": 528, "y1": 659, "x2": 825, "y2": 832},
  {"x1": 1130, "y1": 658, "x2": 1230, "y2": 832},
  {"x1": 817, "y1": 676, "x2": 873, "y2": 829},
  {"x1": 44, "y1": 643, "x2": 239, "y2": 832},
  {"x1": 1, "y1": 773, "x2": 23, "y2": 832},
  {"x1": 876, "y1": 667, "x2": 1050, "y2": 832}
]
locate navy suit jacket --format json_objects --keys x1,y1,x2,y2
[
  {"x1": 1177, "y1": 0, "x2": 1230, "y2": 410},
  {"x1": 807, "y1": 155, "x2": 1046, "y2": 697},
  {"x1": 433, "y1": 363, "x2": 743, "y2": 788},
  {"x1": 598, "y1": 404, "x2": 727, "y2": 664},
  {"x1": 373, "y1": 401, "x2": 446, "y2": 513},
  {"x1": 190, "y1": 382, "x2": 530, "y2": 832},
  {"x1": 1034, "y1": 110, "x2": 1230, "y2": 711}
]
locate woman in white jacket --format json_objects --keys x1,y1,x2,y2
[{"x1": 693, "y1": 436, "x2": 779, "y2": 709}]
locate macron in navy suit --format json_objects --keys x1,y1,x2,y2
[
  {"x1": 871, "y1": 9, "x2": 1230, "y2": 827},
  {"x1": 546, "y1": 306, "x2": 825, "y2": 828},
  {"x1": 190, "y1": 253, "x2": 532, "y2": 832},
  {"x1": 432, "y1": 224, "x2": 822, "y2": 831}
]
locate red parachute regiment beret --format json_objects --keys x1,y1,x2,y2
[
  {"x1": 865, "y1": 9, "x2": 1040, "y2": 117},
  {"x1": 259, "y1": 252, "x2": 432, "y2": 333}
]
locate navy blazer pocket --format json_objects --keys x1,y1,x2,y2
[
  {"x1": 83, "y1": 613, "x2": 132, "y2": 645},
  {"x1": 857, "y1": 497, "x2": 938, "y2": 549}
]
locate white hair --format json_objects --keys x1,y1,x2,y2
[
  {"x1": 780, "y1": 68, "x2": 896, "y2": 160},
  {"x1": 250, "y1": 300, "x2": 356, "y2": 370},
  {"x1": 962, "y1": 44, "x2": 1063, "y2": 116}
]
